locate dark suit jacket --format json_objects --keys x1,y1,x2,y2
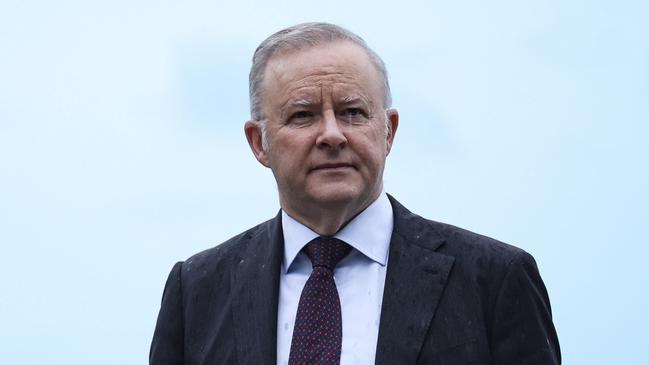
[{"x1": 150, "y1": 196, "x2": 560, "y2": 364}]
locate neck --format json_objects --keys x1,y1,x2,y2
[{"x1": 280, "y1": 191, "x2": 382, "y2": 236}]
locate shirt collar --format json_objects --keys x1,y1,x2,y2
[{"x1": 281, "y1": 192, "x2": 394, "y2": 273}]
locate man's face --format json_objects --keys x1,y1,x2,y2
[{"x1": 246, "y1": 41, "x2": 398, "y2": 219}]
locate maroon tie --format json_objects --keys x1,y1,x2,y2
[{"x1": 288, "y1": 237, "x2": 351, "y2": 365}]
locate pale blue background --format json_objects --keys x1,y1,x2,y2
[{"x1": 1, "y1": 0, "x2": 647, "y2": 364}]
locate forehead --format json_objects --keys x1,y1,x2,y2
[{"x1": 262, "y1": 41, "x2": 383, "y2": 103}]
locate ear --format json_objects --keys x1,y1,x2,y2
[
  {"x1": 244, "y1": 120, "x2": 271, "y2": 168},
  {"x1": 385, "y1": 108, "x2": 399, "y2": 155}
]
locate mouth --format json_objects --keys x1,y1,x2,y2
[{"x1": 311, "y1": 162, "x2": 355, "y2": 172}]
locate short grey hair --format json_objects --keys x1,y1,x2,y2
[{"x1": 249, "y1": 22, "x2": 392, "y2": 121}]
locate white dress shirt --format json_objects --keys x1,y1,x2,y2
[{"x1": 276, "y1": 192, "x2": 394, "y2": 365}]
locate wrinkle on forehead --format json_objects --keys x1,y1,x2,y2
[
  {"x1": 272, "y1": 74, "x2": 374, "y2": 108},
  {"x1": 272, "y1": 70, "x2": 361, "y2": 92},
  {"x1": 261, "y1": 42, "x2": 384, "y2": 119},
  {"x1": 277, "y1": 84, "x2": 375, "y2": 118}
]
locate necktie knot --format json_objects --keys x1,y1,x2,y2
[{"x1": 305, "y1": 236, "x2": 351, "y2": 271}]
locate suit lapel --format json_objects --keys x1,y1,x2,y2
[
  {"x1": 375, "y1": 198, "x2": 455, "y2": 365},
  {"x1": 231, "y1": 213, "x2": 284, "y2": 365}
]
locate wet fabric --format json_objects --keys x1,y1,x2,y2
[{"x1": 288, "y1": 237, "x2": 351, "y2": 365}]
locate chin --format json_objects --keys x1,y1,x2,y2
[{"x1": 308, "y1": 185, "x2": 369, "y2": 207}]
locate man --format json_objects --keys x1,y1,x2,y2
[{"x1": 150, "y1": 22, "x2": 560, "y2": 365}]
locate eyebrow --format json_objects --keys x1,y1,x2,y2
[
  {"x1": 289, "y1": 99, "x2": 314, "y2": 107},
  {"x1": 281, "y1": 98, "x2": 317, "y2": 112},
  {"x1": 280, "y1": 98, "x2": 317, "y2": 119},
  {"x1": 281, "y1": 95, "x2": 368, "y2": 113},
  {"x1": 341, "y1": 95, "x2": 359, "y2": 103}
]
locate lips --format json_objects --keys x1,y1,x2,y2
[{"x1": 311, "y1": 162, "x2": 355, "y2": 171}]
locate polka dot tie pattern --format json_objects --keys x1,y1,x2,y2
[{"x1": 288, "y1": 237, "x2": 351, "y2": 365}]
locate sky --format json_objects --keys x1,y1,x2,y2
[{"x1": 1, "y1": 0, "x2": 648, "y2": 363}]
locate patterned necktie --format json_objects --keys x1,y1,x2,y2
[{"x1": 288, "y1": 236, "x2": 352, "y2": 365}]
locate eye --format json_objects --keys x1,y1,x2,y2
[
  {"x1": 287, "y1": 110, "x2": 316, "y2": 126},
  {"x1": 291, "y1": 110, "x2": 313, "y2": 119},
  {"x1": 291, "y1": 110, "x2": 311, "y2": 118},
  {"x1": 339, "y1": 108, "x2": 368, "y2": 124},
  {"x1": 341, "y1": 108, "x2": 364, "y2": 117}
]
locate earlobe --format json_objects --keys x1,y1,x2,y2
[
  {"x1": 385, "y1": 108, "x2": 399, "y2": 154},
  {"x1": 244, "y1": 120, "x2": 271, "y2": 167}
]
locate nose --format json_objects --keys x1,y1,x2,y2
[{"x1": 315, "y1": 110, "x2": 347, "y2": 150}]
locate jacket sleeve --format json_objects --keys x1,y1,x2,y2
[
  {"x1": 490, "y1": 252, "x2": 561, "y2": 364},
  {"x1": 150, "y1": 261, "x2": 185, "y2": 365}
]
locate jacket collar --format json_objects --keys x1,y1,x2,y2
[
  {"x1": 230, "y1": 196, "x2": 455, "y2": 365},
  {"x1": 374, "y1": 196, "x2": 455, "y2": 365},
  {"x1": 230, "y1": 211, "x2": 284, "y2": 365}
]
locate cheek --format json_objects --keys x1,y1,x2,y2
[
  {"x1": 352, "y1": 131, "x2": 387, "y2": 158},
  {"x1": 269, "y1": 142, "x2": 307, "y2": 174}
]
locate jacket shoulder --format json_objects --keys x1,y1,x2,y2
[
  {"x1": 433, "y1": 220, "x2": 533, "y2": 265},
  {"x1": 390, "y1": 195, "x2": 532, "y2": 266},
  {"x1": 179, "y1": 216, "x2": 279, "y2": 280}
]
